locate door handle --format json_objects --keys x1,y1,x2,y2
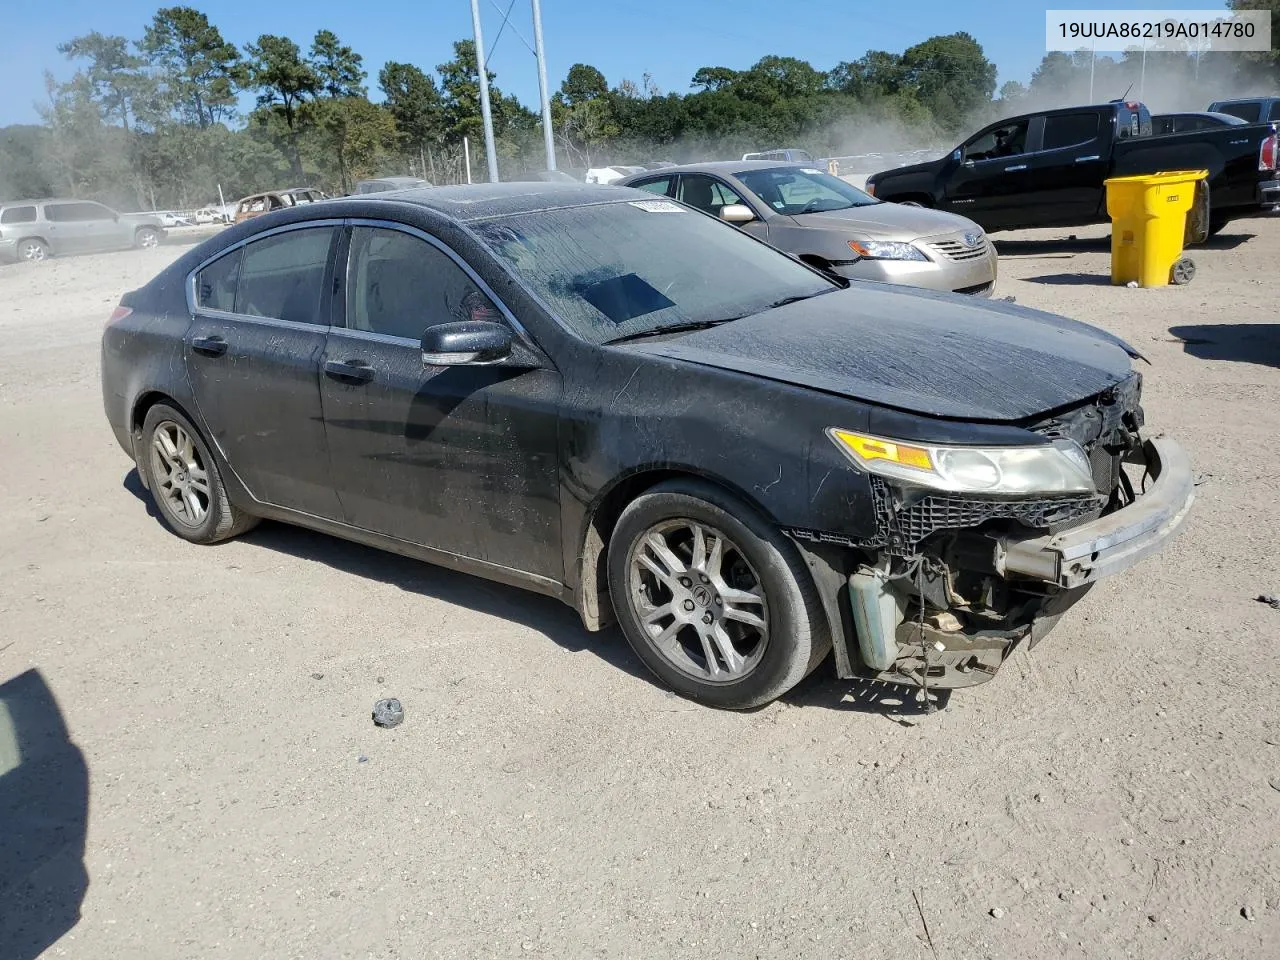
[
  {"x1": 324, "y1": 359, "x2": 375, "y2": 383},
  {"x1": 1074, "y1": 155, "x2": 1101, "y2": 162},
  {"x1": 1004, "y1": 164, "x2": 1028, "y2": 172},
  {"x1": 190, "y1": 335, "x2": 227, "y2": 357}
]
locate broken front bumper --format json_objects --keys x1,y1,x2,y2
[{"x1": 995, "y1": 437, "x2": 1194, "y2": 589}]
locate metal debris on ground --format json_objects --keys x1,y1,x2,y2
[
  {"x1": 372, "y1": 698, "x2": 404, "y2": 728},
  {"x1": 1254, "y1": 594, "x2": 1280, "y2": 610}
]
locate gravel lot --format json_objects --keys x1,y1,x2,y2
[{"x1": 2, "y1": 220, "x2": 1278, "y2": 960}]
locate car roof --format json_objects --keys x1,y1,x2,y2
[
  {"x1": 1157, "y1": 111, "x2": 1245, "y2": 122},
  {"x1": 330, "y1": 181, "x2": 644, "y2": 222},
  {"x1": 1210, "y1": 96, "x2": 1279, "y2": 104},
  {"x1": 621, "y1": 160, "x2": 816, "y2": 180}
]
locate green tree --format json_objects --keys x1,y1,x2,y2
[
  {"x1": 558, "y1": 63, "x2": 608, "y2": 106},
  {"x1": 310, "y1": 29, "x2": 366, "y2": 99},
  {"x1": 828, "y1": 51, "x2": 904, "y2": 99},
  {"x1": 690, "y1": 66, "x2": 739, "y2": 92},
  {"x1": 141, "y1": 7, "x2": 242, "y2": 127},
  {"x1": 379, "y1": 61, "x2": 444, "y2": 153},
  {"x1": 900, "y1": 32, "x2": 996, "y2": 132},
  {"x1": 243, "y1": 34, "x2": 320, "y2": 178},
  {"x1": 305, "y1": 97, "x2": 397, "y2": 192},
  {"x1": 58, "y1": 32, "x2": 150, "y2": 130}
]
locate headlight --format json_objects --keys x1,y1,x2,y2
[
  {"x1": 848, "y1": 239, "x2": 927, "y2": 262},
  {"x1": 828, "y1": 429, "x2": 1095, "y2": 494}
]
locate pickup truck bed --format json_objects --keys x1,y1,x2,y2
[{"x1": 866, "y1": 101, "x2": 1280, "y2": 234}]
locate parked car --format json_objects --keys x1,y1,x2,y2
[
  {"x1": 157, "y1": 212, "x2": 196, "y2": 228},
  {"x1": 101, "y1": 183, "x2": 1192, "y2": 709},
  {"x1": 529, "y1": 169, "x2": 579, "y2": 182},
  {"x1": 585, "y1": 165, "x2": 645, "y2": 185},
  {"x1": 742, "y1": 148, "x2": 815, "y2": 163},
  {"x1": 233, "y1": 188, "x2": 328, "y2": 224},
  {"x1": 0, "y1": 199, "x2": 164, "y2": 263},
  {"x1": 353, "y1": 177, "x2": 432, "y2": 195},
  {"x1": 865, "y1": 100, "x2": 1280, "y2": 235},
  {"x1": 1207, "y1": 96, "x2": 1280, "y2": 123},
  {"x1": 1151, "y1": 111, "x2": 1246, "y2": 135},
  {"x1": 620, "y1": 161, "x2": 997, "y2": 296},
  {"x1": 195, "y1": 206, "x2": 232, "y2": 225}
]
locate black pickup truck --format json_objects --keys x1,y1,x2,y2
[{"x1": 865, "y1": 101, "x2": 1280, "y2": 235}]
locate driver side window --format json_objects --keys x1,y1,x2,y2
[
  {"x1": 964, "y1": 120, "x2": 1030, "y2": 162},
  {"x1": 345, "y1": 227, "x2": 501, "y2": 341}
]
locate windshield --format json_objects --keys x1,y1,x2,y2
[
  {"x1": 472, "y1": 199, "x2": 836, "y2": 345},
  {"x1": 735, "y1": 166, "x2": 879, "y2": 216}
]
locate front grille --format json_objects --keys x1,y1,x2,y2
[
  {"x1": 928, "y1": 237, "x2": 990, "y2": 262},
  {"x1": 886, "y1": 484, "x2": 1100, "y2": 550}
]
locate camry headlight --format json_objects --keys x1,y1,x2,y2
[
  {"x1": 848, "y1": 239, "x2": 927, "y2": 262},
  {"x1": 828, "y1": 429, "x2": 1095, "y2": 494}
]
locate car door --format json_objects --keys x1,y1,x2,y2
[
  {"x1": 1024, "y1": 111, "x2": 1107, "y2": 223},
  {"x1": 41, "y1": 202, "x2": 98, "y2": 254},
  {"x1": 676, "y1": 174, "x2": 769, "y2": 240},
  {"x1": 184, "y1": 223, "x2": 344, "y2": 518},
  {"x1": 319, "y1": 222, "x2": 563, "y2": 581},
  {"x1": 941, "y1": 118, "x2": 1035, "y2": 229}
]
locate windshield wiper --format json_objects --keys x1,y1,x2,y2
[{"x1": 604, "y1": 320, "x2": 736, "y2": 345}]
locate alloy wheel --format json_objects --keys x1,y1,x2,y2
[
  {"x1": 138, "y1": 230, "x2": 160, "y2": 248},
  {"x1": 149, "y1": 420, "x2": 211, "y2": 527},
  {"x1": 627, "y1": 519, "x2": 769, "y2": 683},
  {"x1": 19, "y1": 241, "x2": 46, "y2": 262}
]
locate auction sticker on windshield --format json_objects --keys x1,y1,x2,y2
[{"x1": 629, "y1": 200, "x2": 685, "y2": 213}]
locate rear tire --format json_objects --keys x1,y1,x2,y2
[
  {"x1": 607, "y1": 479, "x2": 830, "y2": 710},
  {"x1": 139, "y1": 403, "x2": 258, "y2": 544}
]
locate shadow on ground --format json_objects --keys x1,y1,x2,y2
[
  {"x1": 995, "y1": 230, "x2": 1254, "y2": 258},
  {"x1": 0, "y1": 670, "x2": 89, "y2": 960},
  {"x1": 122, "y1": 469, "x2": 938, "y2": 716},
  {"x1": 1167, "y1": 324, "x2": 1280, "y2": 367}
]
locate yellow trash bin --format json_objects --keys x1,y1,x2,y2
[{"x1": 1104, "y1": 170, "x2": 1208, "y2": 287}]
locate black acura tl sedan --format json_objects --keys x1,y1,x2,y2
[{"x1": 102, "y1": 183, "x2": 1194, "y2": 709}]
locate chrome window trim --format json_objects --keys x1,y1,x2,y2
[
  {"x1": 342, "y1": 217, "x2": 532, "y2": 342},
  {"x1": 185, "y1": 218, "x2": 347, "y2": 318}
]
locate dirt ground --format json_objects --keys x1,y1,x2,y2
[{"x1": 1, "y1": 219, "x2": 1278, "y2": 960}]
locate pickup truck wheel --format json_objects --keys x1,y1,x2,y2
[
  {"x1": 140, "y1": 403, "x2": 258, "y2": 544},
  {"x1": 1207, "y1": 215, "x2": 1228, "y2": 237},
  {"x1": 608, "y1": 479, "x2": 830, "y2": 710},
  {"x1": 135, "y1": 227, "x2": 161, "y2": 249}
]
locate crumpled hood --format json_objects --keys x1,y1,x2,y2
[
  {"x1": 794, "y1": 201, "x2": 979, "y2": 239},
  {"x1": 619, "y1": 284, "x2": 1141, "y2": 422}
]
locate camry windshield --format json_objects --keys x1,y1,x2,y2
[
  {"x1": 735, "y1": 167, "x2": 880, "y2": 216},
  {"x1": 472, "y1": 199, "x2": 836, "y2": 345}
]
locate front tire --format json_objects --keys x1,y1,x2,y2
[
  {"x1": 135, "y1": 227, "x2": 160, "y2": 249},
  {"x1": 139, "y1": 403, "x2": 257, "y2": 544},
  {"x1": 18, "y1": 238, "x2": 49, "y2": 262},
  {"x1": 607, "y1": 479, "x2": 830, "y2": 710}
]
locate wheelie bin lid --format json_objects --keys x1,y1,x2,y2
[{"x1": 1104, "y1": 169, "x2": 1209, "y2": 187}]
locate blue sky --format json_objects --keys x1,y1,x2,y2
[{"x1": 2, "y1": 0, "x2": 1226, "y2": 126}]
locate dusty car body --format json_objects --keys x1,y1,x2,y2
[
  {"x1": 0, "y1": 199, "x2": 165, "y2": 262},
  {"x1": 621, "y1": 161, "x2": 998, "y2": 296},
  {"x1": 101, "y1": 183, "x2": 1191, "y2": 709},
  {"x1": 232, "y1": 188, "x2": 326, "y2": 224},
  {"x1": 354, "y1": 177, "x2": 432, "y2": 195}
]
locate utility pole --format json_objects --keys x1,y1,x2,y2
[
  {"x1": 469, "y1": 0, "x2": 500, "y2": 182},
  {"x1": 530, "y1": 0, "x2": 557, "y2": 170}
]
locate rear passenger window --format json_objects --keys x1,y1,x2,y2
[
  {"x1": 1269, "y1": 103, "x2": 1280, "y2": 122},
  {"x1": 1, "y1": 205, "x2": 37, "y2": 224},
  {"x1": 195, "y1": 249, "x2": 242, "y2": 312},
  {"x1": 234, "y1": 228, "x2": 335, "y2": 325},
  {"x1": 1043, "y1": 113, "x2": 1100, "y2": 150},
  {"x1": 345, "y1": 227, "x2": 499, "y2": 341},
  {"x1": 633, "y1": 177, "x2": 673, "y2": 196}
]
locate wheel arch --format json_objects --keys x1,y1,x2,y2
[
  {"x1": 573, "y1": 465, "x2": 782, "y2": 632},
  {"x1": 128, "y1": 391, "x2": 203, "y2": 487}
]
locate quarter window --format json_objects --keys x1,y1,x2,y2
[
  {"x1": 234, "y1": 227, "x2": 336, "y2": 325},
  {"x1": 345, "y1": 227, "x2": 500, "y2": 341},
  {"x1": 195, "y1": 249, "x2": 242, "y2": 312},
  {"x1": 1043, "y1": 112, "x2": 1100, "y2": 151},
  {"x1": 0, "y1": 205, "x2": 37, "y2": 224}
]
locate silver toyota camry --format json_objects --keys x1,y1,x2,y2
[{"x1": 619, "y1": 161, "x2": 998, "y2": 296}]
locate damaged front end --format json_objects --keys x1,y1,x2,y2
[{"x1": 793, "y1": 374, "x2": 1195, "y2": 689}]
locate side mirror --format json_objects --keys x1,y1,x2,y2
[
  {"x1": 720, "y1": 203, "x2": 755, "y2": 224},
  {"x1": 421, "y1": 320, "x2": 512, "y2": 366},
  {"x1": 952, "y1": 149, "x2": 962, "y2": 162}
]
